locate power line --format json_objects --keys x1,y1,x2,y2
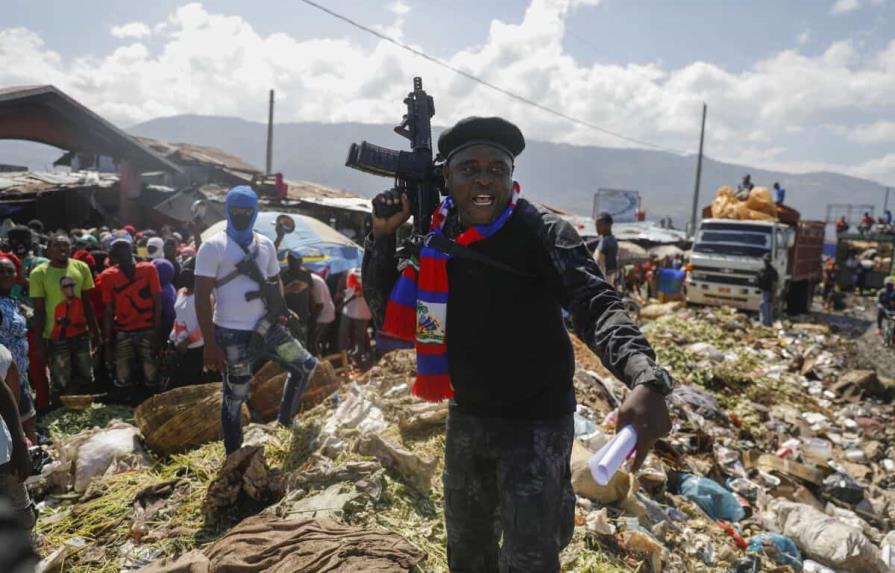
[{"x1": 297, "y1": 0, "x2": 692, "y2": 155}]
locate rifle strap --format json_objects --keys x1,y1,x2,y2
[
  {"x1": 215, "y1": 234, "x2": 260, "y2": 289},
  {"x1": 423, "y1": 233, "x2": 535, "y2": 280}
]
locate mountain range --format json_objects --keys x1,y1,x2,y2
[{"x1": 2, "y1": 114, "x2": 889, "y2": 225}]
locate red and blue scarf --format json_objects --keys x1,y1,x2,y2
[{"x1": 382, "y1": 182, "x2": 522, "y2": 401}]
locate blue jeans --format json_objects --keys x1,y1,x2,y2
[
  {"x1": 214, "y1": 323, "x2": 318, "y2": 454},
  {"x1": 760, "y1": 290, "x2": 774, "y2": 326}
]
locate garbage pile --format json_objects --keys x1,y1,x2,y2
[{"x1": 28, "y1": 304, "x2": 895, "y2": 572}]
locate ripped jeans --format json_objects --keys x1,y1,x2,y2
[{"x1": 214, "y1": 323, "x2": 318, "y2": 454}]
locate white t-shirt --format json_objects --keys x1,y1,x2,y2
[
  {"x1": 310, "y1": 273, "x2": 335, "y2": 324},
  {"x1": 0, "y1": 344, "x2": 14, "y2": 465},
  {"x1": 195, "y1": 231, "x2": 281, "y2": 331},
  {"x1": 170, "y1": 291, "x2": 204, "y2": 349},
  {"x1": 342, "y1": 268, "x2": 372, "y2": 320}
]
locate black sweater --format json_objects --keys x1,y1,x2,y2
[{"x1": 362, "y1": 198, "x2": 660, "y2": 420}]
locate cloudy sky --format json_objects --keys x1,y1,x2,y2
[{"x1": 3, "y1": 0, "x2": 895, "y2": 184}]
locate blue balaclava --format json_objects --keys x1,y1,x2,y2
[{"x1": 225, "y1": 186, "x2": 259, "y2": 247}]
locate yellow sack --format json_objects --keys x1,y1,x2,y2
[
  {"x1": 745, "y1": 187, "x2": 778, "y2": 220},
  {"x1": 710, "y1": 186, "x2": 740, "y2": 219},
  {"x1": 710, "y1": 185, "x2": 778, "y2": 221}
]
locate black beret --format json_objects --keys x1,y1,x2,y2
[{"x1": 438, "y1": 116, "x2": 525, "y2": 162}]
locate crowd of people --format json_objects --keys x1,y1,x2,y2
[
  {"x1": 0, "y1": 206, "x2": 381, "y2": 530},
  {"x1": 0, "y1": 216, "x2": 375, "y2": 415},
  {"x1": 589, "y1": 211, "x2": 689, "y2": 303},
  {"x1": 836, "y1": 210, "x2": 895, "y2": 236}
]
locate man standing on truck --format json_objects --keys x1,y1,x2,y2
[
  {"x1": 737, "y1": 174, "x2": 754, "y2": 200},
  {"x1": 836, "y1": 216, "x2": 849, "y2": 234},
  {"x1": 756, "y1": 253, "x2": 778, "y2": 326},
  {"x1": 773, "y1": 182, "x2": 785, "y2": 206}
]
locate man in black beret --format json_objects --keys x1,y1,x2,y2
[{"x1": 362, "y1": 116, "x2": 672, "y2": 572}]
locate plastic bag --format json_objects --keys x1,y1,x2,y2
[
  {"x1": 747, "y1": 534, "x2": 803, "y2": 571},
  {"x1": 674, "y1": 473, "x2": 745, "y2": 522},
  {"x1": 774, "y1": 500, "x2": 888, "y2": 573},
  {"x1": 822, "y1": 473, "x2": 864, "y2": 505},
  {"x1": 73, "y1": 423, "x2": 150, "y2": 493}
]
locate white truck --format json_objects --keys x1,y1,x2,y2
[{"x1": 685, "y1": 216, "x2": 824, "y2": 315}]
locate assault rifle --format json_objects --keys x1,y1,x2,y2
[{"x1": 345, "y1": 77, "x2": 443, "y2": 234}]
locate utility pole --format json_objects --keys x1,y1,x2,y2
[
  {"x1": 265, "y1": 89, "x2": 275, "y2": 175},
  {"x1": 689, "y1": 102, "x2": 707, "y2": 237}
]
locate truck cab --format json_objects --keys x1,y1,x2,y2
[{"x1": 686, "y1": 219, "x2": 792, "y2": 312}]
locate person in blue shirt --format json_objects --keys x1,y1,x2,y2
[
  {"x1": 884, "y1": 210, "x2": 892, "y2": 226},
  {"x1": 773, "y1": 182, "x2": 785, "y2": 206}
]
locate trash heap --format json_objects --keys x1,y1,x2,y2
[{"x1": 29, "y1": 304, "x2": 895, "y2": 572}]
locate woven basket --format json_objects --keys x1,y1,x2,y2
[
  {"x1": 134, "y1": 383, "x2": 249, "y2": 456},
  {"x1": 249, "y1": 360, "x2": 341, "y2": 423},
  {"x1": 60, "y1": 394, "x2": 95, "y2": 410}
]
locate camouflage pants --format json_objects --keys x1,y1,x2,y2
[
  {"x1": 214, "y1": 323, "x2": 318, "y2": 455},
  {"x1": 114, "y1": 329, "x2": 157, "y2": 388},
  {"x1": 443, "y1": 408, "x2": 575, "y2": 573},
  {"x1": 47, "y1": 334, "x2": 94, "y2": 396}
]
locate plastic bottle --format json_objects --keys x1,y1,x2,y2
[{"x1": 802, "y1": 438, "x2": 832, "y2": 465}]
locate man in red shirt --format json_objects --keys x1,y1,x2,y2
[{"x1": 101, "y1": 234, "x2": 162, "y2": 396}]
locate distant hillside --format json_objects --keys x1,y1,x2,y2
[
  {"x1": 2, "y1": 115, "x2": 887, "y2": 225},
  {"x1": 129, "y1": 115, "x2": 888, "y2": 224}
]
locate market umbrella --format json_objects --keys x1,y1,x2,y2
[
  {"x1": 617, "y1": 241, "x2": 649, "y2": 264},
  {"x1": 202, "y1": 211, "x2": 363, "y2": 274},
  {"x1": 649, "y1": 244, "x2": 685, "y2": 260}
]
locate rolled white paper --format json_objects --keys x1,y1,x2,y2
[{"x1": 588, "y1": 425, "x2": 638, "y2": 486}]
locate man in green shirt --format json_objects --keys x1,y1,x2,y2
[{"x1": 29, "y1": 234, "x2": 100, "y2": 400}]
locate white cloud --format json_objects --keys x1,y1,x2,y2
[
  {"x1": 1, "y1": 0, "x2": 894, "y2": 184},
  {"x1": 110, "y1": 21, "x2": 151, "y2": 39},
  {"x1": 388, "y1": 1, "x2": 410, "y2": 16},
  {"x1": 831, "y1": 0, "x2": 861, "y2": 14},
  {"x1": 848, "y1": 153, "x2": 895, "y2": 182},
  {"x1": 797, "y1": 29, "x2": 811, "y2": 45},
  {"x1": 848, "y1": 121, "x2": 895, "y2": 144}
]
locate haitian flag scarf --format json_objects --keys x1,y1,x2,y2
[{"x1": 382, "y1": 182, "x2": 522, "y2": 401}]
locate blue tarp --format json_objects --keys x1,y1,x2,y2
[{"x1": 203, "y1": 212, "x2": 363, "y2": 275}]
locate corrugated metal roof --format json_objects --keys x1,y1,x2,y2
[
  {"x1": 0, "y1": 85, "x2": 181, "y2": 174},
  {"x1": 286, "y1": 180, "x2": 356, "y2": 200},
  {"x1": 0, "y1": 170, "x2": 117, "y2": 197},
  {"x1": 135, "y1": 137, "x2": 261, "y2": 173},
  {"x1": 298, "y1": 196, "x2": 372, "y2": 213}
]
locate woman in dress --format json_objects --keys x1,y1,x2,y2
[{"x1": 0, "y1": 255, "x2": 36, "y2": 442}]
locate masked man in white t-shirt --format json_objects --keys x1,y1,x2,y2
[{"x1": 195, "y1": 186, "x2": 318, "y2": 454}]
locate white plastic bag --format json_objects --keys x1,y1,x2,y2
[
  {"x1": 73, "y1": 422, "x2": 150, "y2": 492},
  {"x1": 775, "y1": 500, "x2": 888, "y2": 573}
]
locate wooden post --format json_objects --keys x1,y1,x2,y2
[
  {"x1": 689, "y1": 103, "x2": 707, "y2": 237},
  {"x1": 266, "y1": 89, "x2": 275, "y2": 175}
]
